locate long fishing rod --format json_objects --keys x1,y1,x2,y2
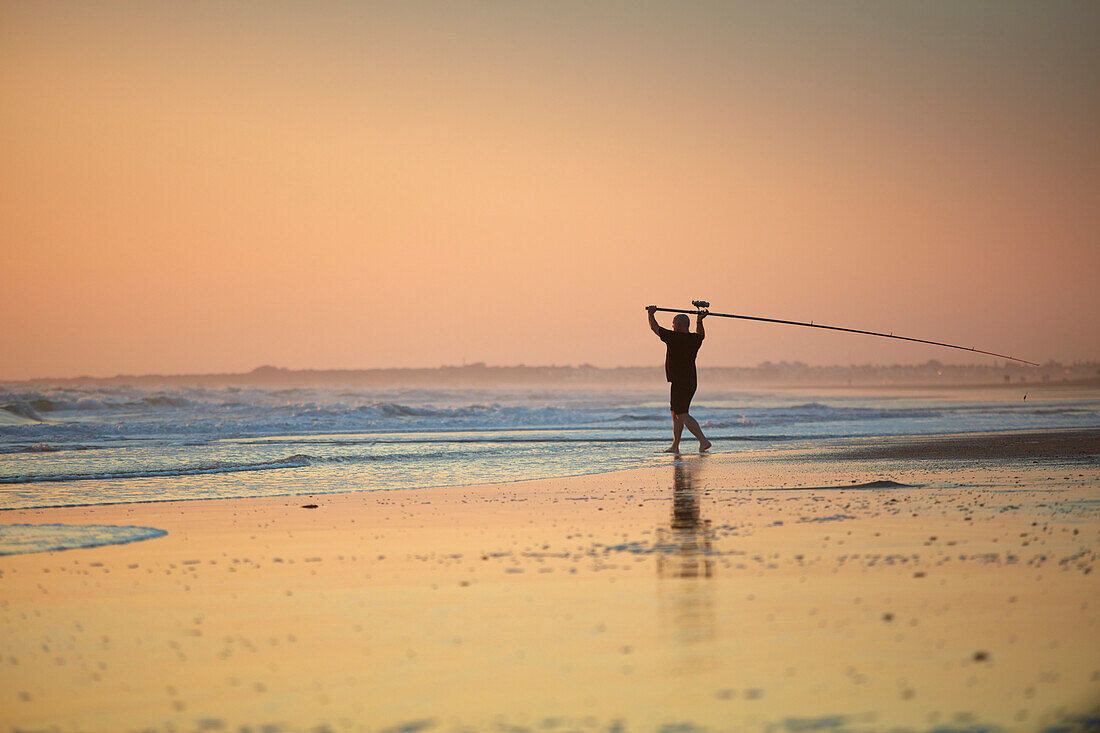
[{"x1": 647, "y1": 300, "x2": 1039, "y2": 366}]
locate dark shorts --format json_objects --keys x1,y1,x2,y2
[{"x1": 670, "y1": 380, "x2": 697, "y2": 415}]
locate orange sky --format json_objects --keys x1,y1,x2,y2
[{"x1": 2, "y1": 2, "x2": 1098, "y2": 380}]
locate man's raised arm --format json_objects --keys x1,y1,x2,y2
[
  {"x1": 647, "y1": 305, "x2": 661, "y2": 336},
  {"x1": 696, "y1": 309, "x2": 706, "y2": 339}
]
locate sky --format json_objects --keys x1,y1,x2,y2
[{"x1": 2, "y1": 1, "x2": 1098, "y2": 380}]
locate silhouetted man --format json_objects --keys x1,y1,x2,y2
[{"x1": 647, "y1": 306, "x2": 711, "y2": 453}]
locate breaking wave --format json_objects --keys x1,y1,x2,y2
[
  {"x1": 1, "y1": 402, "x2": 46, "y2": 423},
  {"x1": 14, "y1": 395, "x2": 192, "y2": 413}
]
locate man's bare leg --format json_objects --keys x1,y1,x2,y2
[
  {"x1": 676, "y1": 412, "x2": 711, "y2": 452},
  {"x1": 665, "y1": 410, "x2": 684, "y2": 452}
]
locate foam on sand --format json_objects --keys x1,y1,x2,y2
[{"x1": 0, "y1": 523, "x2": 167, "y2": 555}]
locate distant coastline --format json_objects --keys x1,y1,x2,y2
[{"x1": 8, "y1": 361, "x2": 1099, "y2": 389}]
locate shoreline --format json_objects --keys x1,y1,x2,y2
[
  {"x1": 2, "y1": 426, "x2": 1097, "y2": 515},
  {"x1": 2, "y1": 429, "x2": 1098, "y2": 732}
]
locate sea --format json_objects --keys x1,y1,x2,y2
[{"x1": 2, "y1": 383, "x2": 1098, "y2": 511}]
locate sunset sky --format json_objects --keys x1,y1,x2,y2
[{"x1": 2, "y1": 1, "x2": 1098, "y2": 380}]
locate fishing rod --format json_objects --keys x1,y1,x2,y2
[{"x1": 647, "y1": 300, "x2": 1039, "y2": 366}]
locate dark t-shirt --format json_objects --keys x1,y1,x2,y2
[{"x1": 658, "y1": 327, "x2": 703, "y2": 383}]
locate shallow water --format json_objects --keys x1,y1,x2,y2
[
  {"x1": 1, "y1": 384, "x2": 1097, "y2": 509},
  {"x1": 0, "y1": 523, "x2": 168, "y2": 555}
]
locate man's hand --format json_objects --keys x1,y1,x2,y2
[
  {"x1": 647, "y1": 305, "x2": 657, "y2": 314},
  {"x1": 697, "y1": 308, "x2": 708, "y2": 319}
]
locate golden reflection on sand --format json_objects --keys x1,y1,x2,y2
[{"x1": 658, "y1": 455, "x2": 717, "y2": 662}]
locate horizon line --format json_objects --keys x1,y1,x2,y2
[{"x1": 5, "y1": 359, "x2": 1095, "y2": 385}]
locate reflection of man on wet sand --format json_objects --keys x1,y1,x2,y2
[
  {"x1": 658, "y1": 456, "x2": 714, "y2": 580},
  {"x1": 647, "y1": 305, "x2": 711, "y2": 453}
]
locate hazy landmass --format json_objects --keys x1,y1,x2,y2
[{"x1": 9, "y1": 361, "x2": 1099, "y2": 389}]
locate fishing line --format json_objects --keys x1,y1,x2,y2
[{"x1": 647, "y1": 300, "x2": 1038, "y2": 366}]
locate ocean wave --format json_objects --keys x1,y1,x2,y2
[
  {"x1": 283, "y1": 402, "x2": 583, "y2": 430},
  {"x1": 1022, "y1": 407, "x2": 1092, "y2": 415},
  {"x1": 0, "y1": 443, "x2": 101, "y2": 454},
  {"x1": 2, "y1": 386, "x2": 1095, "y2": 450},
  {"x1": 703, "y1": 404, "x2": 942, "y2": 429},
  {"x1": 292, "y1": 402, "x2": 500, "y2": 420},
  {"x1": 1, "y1": 402, "x2": 46, "y2": 423},
  {"x1": 6, "y1": 394, "x2": 192, "y2": 413},
  {"x1": 140, "y1": 396, "x2": 191, "y2": 408},
  {"x1": 293, "y1": 448, "x2": 501, "y2": 464},
  {"x1": 380, "y1": 401, "x2": 493, "y2": 418},
  {"x1": 0, "y1": 455, "x2": 311, "y2": 485},
  {"x1": 0, "y1": 447, "x2": 509, "y2": 485}
]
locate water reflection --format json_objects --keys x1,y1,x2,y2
[
  {"x1": 657, "y1": 455, "x2": 716, "y2": 653},
  {"x1": 657, "y1": 455, "x2": 714, "y2": 579}
]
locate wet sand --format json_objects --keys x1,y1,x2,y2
[
  {"x1": 829, "y1": 428, "x2": 1100, "y2": 462},
  {"x1": 2, "y1": 429, "x2": 1099, "y2": 732}
]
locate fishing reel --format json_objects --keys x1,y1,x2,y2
[{"x1": 692, "y1": 299, "x2": 710, "y2": 314}]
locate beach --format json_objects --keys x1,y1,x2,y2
[
  {"x1": 2, "y1": 428, "x2": 1098, "y2": 733},
  {"x1": 7, "y1": 0, "x2": 1100, "y2": 729}
]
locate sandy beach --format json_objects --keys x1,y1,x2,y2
[
  {"x1": 2, "y1": 428, "x2": 1098, "y2": 733},
  {"x1": 6, "y1": 0, "x2": 1099, "y2": 730}
]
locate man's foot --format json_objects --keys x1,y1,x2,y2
[
  {"x1": 699, "y1": 438, "x2": 712, "y2": 452},
  {"x1": 664, "y1": 444, "x2": 681, "y2": 453}
]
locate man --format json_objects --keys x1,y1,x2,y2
[{"x1": 647, "y1": 305, "x2": 712, "y2": 453}]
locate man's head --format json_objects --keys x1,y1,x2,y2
[{"x1": 672, "y1": 314, "x2": 690, "y2": 332}]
